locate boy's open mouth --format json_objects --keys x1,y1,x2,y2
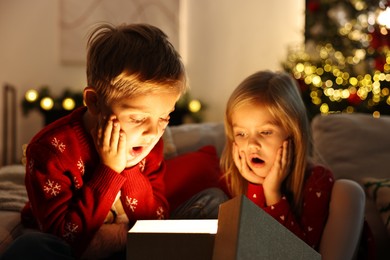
[{"x1": 131, "y1": 146, "x2": 144, "y2": 157}]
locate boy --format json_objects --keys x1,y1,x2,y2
[{"x1": 1, "y1": 23, "x2": 227, "y2": 259}]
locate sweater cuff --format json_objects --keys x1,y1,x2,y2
[
  {"x1": 264, "y1": 196, "x2": 290, "y2": 221},
  {"x1": 88, "y1": 164, "x2": 126, "y2": 199},
  {"x1": 121, "y1": 167, "x2": 151, "y2": 191}
]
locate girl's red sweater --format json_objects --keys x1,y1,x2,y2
[{"x1": 246, "y1": 165, "x2": 334, "y2": 251}]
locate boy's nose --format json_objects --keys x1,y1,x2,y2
[{"x1": 142, "y1": 121, "x2": 159, "y2": 138}]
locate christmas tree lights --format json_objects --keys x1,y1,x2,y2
[{"x1": 283, "y1": 0, "x2": 390, "y2": 119}]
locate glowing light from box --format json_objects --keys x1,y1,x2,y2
[
  {"x1": 40, "y1": 97, "x2": 54, "y2": 110},
  {"x1": 25, "y1": 89, "x2": 39, "y2": 102},
  {"x1": 129, "y1": 219, "x2": 218, "y2": 234}
]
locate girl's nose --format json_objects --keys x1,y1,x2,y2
[{"x1": 248, "y1": 135, "x2": 261, "y2": 148}]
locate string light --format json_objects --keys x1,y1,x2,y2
[
  {"x1": 22, "y1": 87, "x2": 84, "y2": 116},
  {"x1": 25, "y1": 89, "x2": 39, "y2": 102},
  {"x1": 40, "y1": 97, "x2": 54, "y2": 110},
  {"x1": 188, "y1": 99, "x2": 202, "y2": 113},
  {"x1": 62, "y1": 98, "x2": 76, "y2": 110}
]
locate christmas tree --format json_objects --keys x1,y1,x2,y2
[{"x1": 283, "y1": 0, "x2": 390, "y2": 120}]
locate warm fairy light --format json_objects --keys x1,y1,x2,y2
[
  {"x1": 342, "y1": 89, "x2": 350, "y2": 98},
  {"x1": 188, "y1": 99, "x2": 202, "y2": 113},
  {"x1": 295, "y1": 63, "x2": 304, "y2": 72},
  {"x1": 320, "y1": 103, "x2": 329, "y2": 114},
  {"x1": 377, "y1": 7, "x2": 390, "y2": 28},
  {"x1": 62, "y1": 98, "x2": 76, "y2": 110},
  {"x1": 282, "y1": 1, "x2": 390, "y2": 118},
  {"x1": 25, "y1": 89, "x2": 39, "y2": 102},
  {"x1": 312, "y1": 75, "x2": 322, "y2": 86},
  {"x1": 349, "y1": 77, "x2": 358, "y2": 86},
  {"x1": 40, "y1": 97, "x2": 54, "y2": 110}
]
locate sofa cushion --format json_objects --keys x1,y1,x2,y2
[
  {"x1": 311, "y1": 113, "x2": 390, "y2": 181},
  {"x1": 169, "y1": 122, "x2": 226, "y2": 157},
  {"x1": 162, "y1": 126, "x2": 178, "y2": 159},
  {"x1": 362, "y1": 178, "x2": 390, "y2": 236},
  {"x1": 0, "y1": 165, "x2": 27, "y2": 255},
  {"x1": 164, "y1": 145, "x2": 226, "y2": 211}
]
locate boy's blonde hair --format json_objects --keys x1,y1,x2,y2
[
  {"x1": 86, "y1": 23, "x2": 187, "y2": 105},
  {"x1": 220, "y1": 70, "x2": 311, "y2": 215}
]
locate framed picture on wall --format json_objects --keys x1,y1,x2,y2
[{"x1": 59, "y1": 0, "x2": 180, "y2": 64}]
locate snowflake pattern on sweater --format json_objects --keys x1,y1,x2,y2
[
  {"x1": 246, "y1": 165, "x2": 334, "y2": 250},
  {"x1": 21, "y1": 107, "x2": 169, "y2": 257},
  {"x1": 43, "y1": 179, "x2": 62, "y2": 197}
]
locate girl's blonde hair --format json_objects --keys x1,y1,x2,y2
[
  {"x1": 220, "y1": 70, "x2": 311, "y2": 215},
  {"x1": 86, "y1": 23, "x2": 188, "y2": 105}
]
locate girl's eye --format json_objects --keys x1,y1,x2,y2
[
  {"x1": 234, "y1": 132, "x2": 246, "y2": 138},
  {"x1": 130, "y1": 116, "x2": 146, "y2": 124},
  {"x1": 260, "y1": 130, "x2": 272, "y2": 136}
]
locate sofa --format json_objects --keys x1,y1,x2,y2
[{"x1": 0, "y1": 113, "x2": 389, "y2": 259}]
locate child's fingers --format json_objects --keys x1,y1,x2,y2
[
  {"x1": 94, "y1": 126, "x2": 102, "y2": 147},
  {"x1": 284, "y1": 140, "x2": 293, "y2": 173},
  {"x1": 117, "y1": 130, "x2": 126, "y2": 156},
  {"x1": 278, "y1": 140, "x2": 291, "y2": 180},
  {"x1": 232, "y1": 143, "x2": 238, "y2": 163},
  {"x1": 273, "y1": 146, "x2": 283, "y2": 175},
  {"x1": 232, "y1": 143, "x2": 252, "y2": 175},
  {"x1": 109, "y1": 118, "x2": 121, "y2": 150},
  {"x1": 232, "y1": 143, "x2": 242, "y2": 171},
  {"x1": 280, "y1": 140, "x2": 288, "y2": 171},
  {"x1": 102, "y1": 119, "x2": 114, "y2": 148}
]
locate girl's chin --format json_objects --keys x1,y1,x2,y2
[
  {"x1": 244, "y1": 172, "x2": 265, "y2": 184},
  {"x1": 250, "y1": 177, "x2": 265, "y2": 185}
]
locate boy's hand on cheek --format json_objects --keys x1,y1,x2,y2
[{"x1": 93, "y1": 115, "x2": 127, "y2": 173}]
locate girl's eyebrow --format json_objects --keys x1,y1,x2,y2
[{"x1": 232, "y1": 121, "x2": 277, "y2": 128}]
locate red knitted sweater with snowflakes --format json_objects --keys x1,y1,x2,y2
[
  {"x1": 21, "y1": 107, "x2": 169, "y2": 256},
  {"x1": 246, "y1": 165, "x2": 334, "y2": 251}
]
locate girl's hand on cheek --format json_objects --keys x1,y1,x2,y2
[
  {"x1": 232, "y1": 142, "x2": 262, "y2": 182},
  {"x1": 263, "y1": 139, "x2": 291, "y2": 205},
  {"x1": 92, "y1": 115, "x2": 127, "y2": 173}
]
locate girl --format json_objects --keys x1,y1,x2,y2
[{"x1": 220, "y1": 70, "x2": 335, "y2": 250}]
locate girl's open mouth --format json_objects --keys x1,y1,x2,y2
[{"x1": 251, "y1": 157, "x2": 264, "y2": 166}]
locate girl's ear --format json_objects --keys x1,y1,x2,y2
[{"x1": 83, "y1": 87, "x2": 100, "y2": 115}]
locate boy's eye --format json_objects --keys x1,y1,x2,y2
[{"x1": 159, "y1": 115, "x2": 170, "y2": 123}]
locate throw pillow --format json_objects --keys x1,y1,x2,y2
[
  {"x1": 164, "y1": 145, "x2": 228, "y2": 211},
  {"x1": 162, "y1": 127, "x2": 178, "y2": 160},
  {"x1": 362, "y1": 177, "x2": 390, "y2": 236}
]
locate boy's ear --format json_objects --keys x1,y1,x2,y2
[{"x1": 83, "y1": 87, "x2": 100, "y2": 115}]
